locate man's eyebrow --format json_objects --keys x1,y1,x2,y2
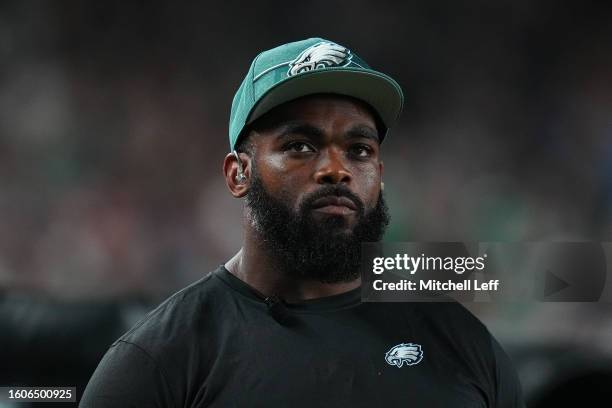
[
  {"x1": 273, "y1": 122, "x2": 379, "y2": 143},
  {"x1": 275, "y1": 122, "x2": 324, "y2": 141},
  {"x1": 345, "y1": 125, "x2": 380, "y2": 143}
]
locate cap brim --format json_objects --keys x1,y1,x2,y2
[{"x1": 247, "y1": 68, "x2": 403, "y2": 138}]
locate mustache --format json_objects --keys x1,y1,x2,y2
[{"x1": 299, "y1": 185, "x2": 365, "y2": 215}]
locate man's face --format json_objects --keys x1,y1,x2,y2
[
  {"x1": 242, "y1": 94, "x2": 390, "y2": 283},
  {"x1": 248, "y1": 94, "x2": 383, "y2": 227}
]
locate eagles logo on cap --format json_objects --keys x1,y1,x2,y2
[
  {"x1": 288, "y1": 42, "x2": 352, "y2": 76},
  {"x1": 229, "y1": 37, "x2": 403, "y2": 151}
]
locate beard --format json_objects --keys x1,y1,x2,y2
[{"x1": 245, "y1": 166, "x2": 390, "y2": 283}]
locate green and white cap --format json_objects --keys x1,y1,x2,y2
[{"x1": 229, "y1": 37, "x2": 404, "y2": 150}]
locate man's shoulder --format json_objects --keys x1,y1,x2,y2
[
  {"x1": 81, "y1": 267, "x2": 233, "y2": 407},
  {"x1": 116, "y1": 266, "x2": 228, "y2": 352}
]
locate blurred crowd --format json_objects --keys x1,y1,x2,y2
[
  {"x1": 0, "y1": 1, "x2": 610, "y2": 299},
  {"x1": 0, "y1": 0, "x2": 611, "y2": 403}
]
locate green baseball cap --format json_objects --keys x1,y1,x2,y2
[{"x1": 229, "y1": 37, "x2": 404, "y2": 151}]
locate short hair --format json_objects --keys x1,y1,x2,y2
[{"x1": 234, "y1": 127, "x2": 255, "y2": 156}]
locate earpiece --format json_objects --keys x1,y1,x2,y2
[
  {"x1": 236, "y1": 173, "x2": 247, "y2": 184},
  {"x1": 233, "y1": 150, "x2": 247, "y2": 184},
  {"x1": 381, "y1": 181, "x2": 385, "y2": 191}
]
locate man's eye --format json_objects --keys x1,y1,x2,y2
[
  {"x1": 351, "y1": 144, "x2": 373, "y2": 157},
  {"x1": 286, "y1": 142, "x2": 315, "y2": 153}
]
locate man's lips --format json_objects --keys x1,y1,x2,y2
[{"x1": 310, "y1": 195, "x2": 358, "y2": 215}]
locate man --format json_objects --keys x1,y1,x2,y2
[{"x1": 81, "y1": 38, "x2": 524, "y2": 407}]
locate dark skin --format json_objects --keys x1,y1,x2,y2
[{"x1": 222, "y1": 94, "x2": 384, "y2": 302}]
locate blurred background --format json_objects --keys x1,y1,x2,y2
[{"x1": 0, "y1": 0, "x2": 611, "y2": 406}]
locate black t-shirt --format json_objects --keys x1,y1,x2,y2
[{"x1": 80, "y1": 266, "x2": 524, "y2": 407}]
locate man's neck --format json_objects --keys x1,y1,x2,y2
[{"x1": 224, "y1": 239, "x2": 361, "y2": 303}]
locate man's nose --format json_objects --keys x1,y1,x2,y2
[{"x1": 314, "y1": 147, "x2": 352, "y2": 185}]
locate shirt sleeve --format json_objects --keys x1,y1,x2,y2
[
  {"x1": 80, "y1": 340, "x2": 175, "y2": 408},
  {"x1": 490, "y1": 336, "x2": 525, "y2": 408}
]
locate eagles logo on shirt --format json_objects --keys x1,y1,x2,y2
[
  {"x1": 385, "y1": 343, "x2": 424, "y2": 367},
  {"x1": 288, "y1": 42, "x2": 352, "y2": 76}
]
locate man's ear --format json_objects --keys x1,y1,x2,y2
[{"x1": 223, "y1": 151, "x2": 251, "y2": 198}]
